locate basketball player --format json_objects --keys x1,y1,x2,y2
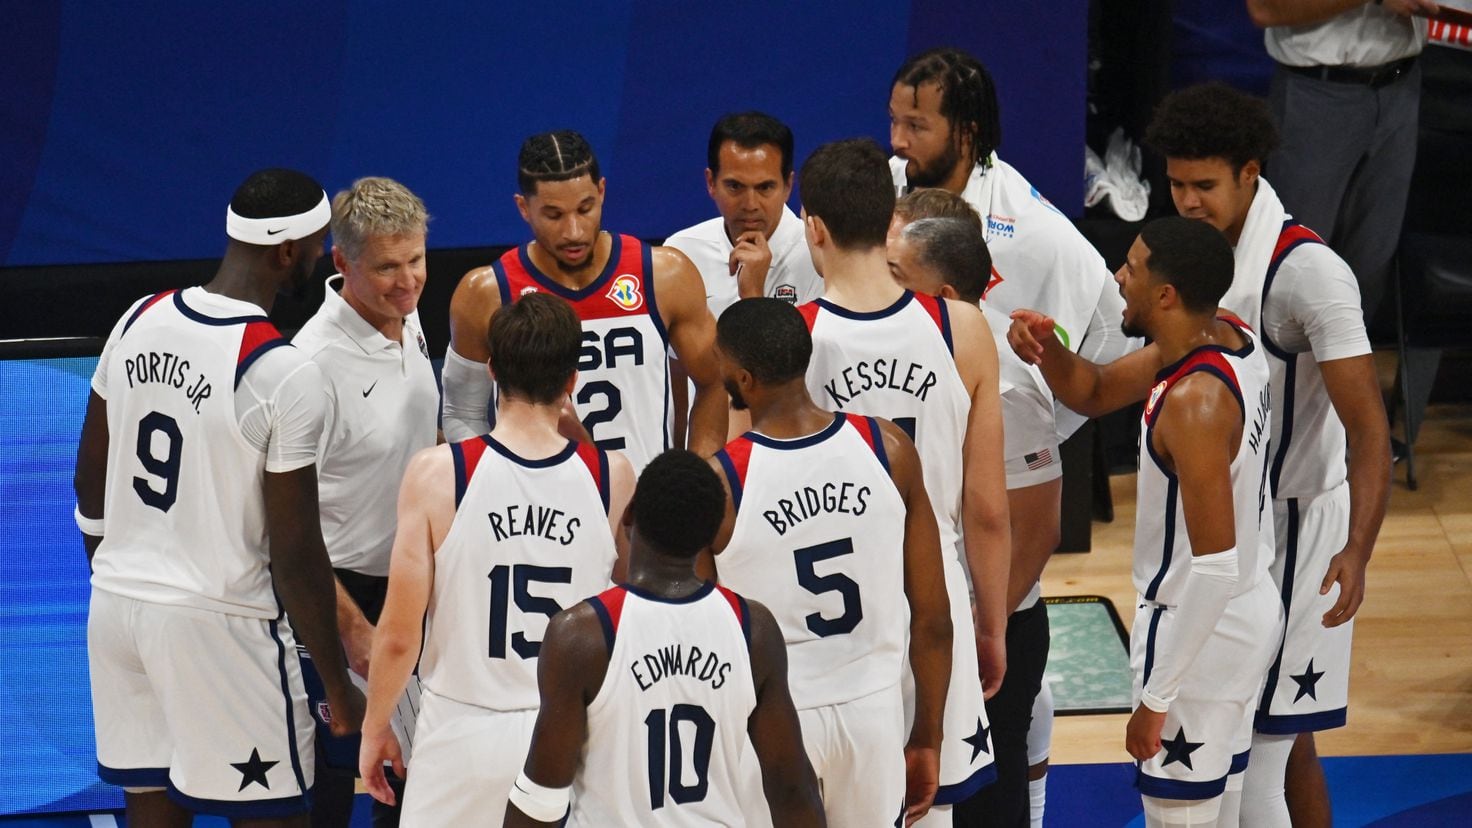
[
  {"x1": 359, "y1": 294, "x2": 634, "y2": 824},
  {"x1": 505, "y1": 449, "x2": 825, "y2": 827},
  {"x1": 440, "y1": 130, "x2": 727, "y2": 469},
  {"x1": 665, "y1": 111, "x2": 823, "y2": 314},
  {"x1": 710, "y1": 297, "x2": 954, "y2": 826},
  {"x1": 73, "y1": 168, "x2": 363, "y2": 825},
  {"x1": 887, "y1": 204, "x2": 1060, "y2": 828},
  {"x1": 1009, "y1": 217, "x2": 1284, "y2": 827},
  {"x1": 291, "y1": 176, "x2": 438, "y2": 825},
  {"x1": 797, "y1": 138, "x2": 1008, "y2": 824},
  {"x1": 1144, "y1": 83, "x2": 1391, "y2": 827},
  {"x1": 887, "y1": 47, "x2": 1135, "y2": 443}
]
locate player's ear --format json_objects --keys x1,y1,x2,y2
[
  {"x1": 1239, "y1": 159, "x2": 1261, "y2": 187},
  {"x1": 596, "y1": 178, "x2": 607, "y2": 199},
  {"x1": 331, "y1": 245, "x2": 349, "y2": 276},
  {"x1": 705, "y1": 168, "x2": 717, "y2": 198},
  {"x1": 564, "y1": 370, "x2": 578, "y2": 398},
  {"x1": 514, "y1": 193, "x2": 531, "y2": 224},
  {"x1": 485, "y1": 358, "x2": 497, "y2": 384},
  {"x1": 939, "y1": 284, "x2": 959, "y2": 302}
]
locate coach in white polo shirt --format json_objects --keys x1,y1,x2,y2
[
  {"x1": 292, "y1": 176, "x2": 438, "y2": 827},
  {"x1": 665, "y1": 111, "x2": 822, "y2": 315}
]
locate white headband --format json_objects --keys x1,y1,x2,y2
[{"x1": 226, "y1": 190, "x2": 331, "y2": 245}]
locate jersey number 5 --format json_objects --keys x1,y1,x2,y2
[
  {"x1": 645, "y1": 704, "x2": 715, "y2": 809},
  {"x1": 794, "y1": 538, "x2": 863, "y2": 636},
  {"x1": 487, "y1": 564, "x2": 572, "y2": 659},
  {"x1": 133, "y1": 411, "x2": 182, "y2": 512}
]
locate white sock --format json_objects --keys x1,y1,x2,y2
[
  {"x1": 1218, "y1": 769, "x2": 1244, "y2": 827},
  {"x1": 1142, "y1": 793, "x2": 1222, "y2": 827},
  {"x1": 1240, "y1": 732, "x2": 1294, "y2": 827},
  {"x1": 1029, "y1": 773, "x2": 1047, "y2": 828}
]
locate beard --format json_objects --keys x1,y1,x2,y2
[
  {"x1": 724, "y1": 378, "x2": 749, "y2": 411},
  {"x1": 1121, "y1": 318, "x2": 1148, "y2": 339},
  {"x1": 904, "y1": 139, "x2": 964, "y2": 190}
]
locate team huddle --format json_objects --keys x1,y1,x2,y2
[{"x1": 73, "y1": 47, "x2": 1389, "y2": 828}]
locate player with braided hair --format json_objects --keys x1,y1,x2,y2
[{"x1": 442, "y1": 131, "x2": 726, "y2": 473}]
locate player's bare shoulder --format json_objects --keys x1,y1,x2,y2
[
  {"x1": 448, "y1": 265, "x2": 504, "y2": 358},
  {"x1": 650, "y1": 245, "x2": 704, "y2": 297}
]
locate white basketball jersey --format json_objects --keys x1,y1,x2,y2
[
  {"x1": 494, "y1": 234, "x2": 671, "y2": 473},
  {"x1": 571, "y1": 582, "x2": 756, "y2": 828},
  {"x1": 1134, "y1": 318, "x2": 1275, "y2": 604},
  {"x1": 91, "y1": 290, "x2": 289, "y2": 618},
  {"x1": 714, "y1": 413, "x2": 908, "y2": 708},
  {"x1": 799, "y1": 291, "x2": 969, "y2": 558},
  {"x1": 418, "y1": 436, "x2": 617, "y2": 710},
  {"x1": 1260, "y1": 224, "x2": 1351, "y2": 500}
]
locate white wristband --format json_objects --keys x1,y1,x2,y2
[
  {"x1": 508, "y1": 771, "x2": 570, "y2": 822},
  {"x1": 1140, "y1": 689, "x2": 1172, "y2": 713},
  {"x1": 75, "y1": 504, "x2": 105, "y2": 536}
]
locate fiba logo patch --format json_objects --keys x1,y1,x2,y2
[
  {"x1": 606, "y1": 273, "x2": 644, "y2": 311},
  {"x1": 773, "y1": 284, "x2": 797, "y2": 304},
  {"x1": 316, "y1": 701, "x2": 333, "y2": 726},
  {"x1": 519, "y1": 285, "x2": 539, "y2": 297},
  {"x1": 1145, "y1": 380, "x2": 1167, "y2": 418}
]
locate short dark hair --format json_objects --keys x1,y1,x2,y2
[
  {"x1": 901, "y1": 218, "x2": 992, "y2": 304},
  {"x1": 631, "y1": 450, "x2": 727, "y2": 558},
  {"x1": 894, "y1": 188, "x2": 984, "y2": 235},
  {"x1": 518, "y1": 131, "x2": 601, "y2": 195},
  {"x1": 892, "y1": 48, "x2": 1003, "y2": 168},
  {"x1": 1145, "y1": 83, "x2": 1278, "y2": 175},
  {"x1": 487, "y1": 293, "x2": 582, "y2": 404},
  {"x1": 798, "y1": 138, "x2": 895, "y2": 250},
  {"x1": 716, "y1": 298, "x2": 812, "y2": 384},
  {"x1": 1138, "y1": 217, "x2": 1235, "y2": 314},
  {"x1": 230, "y1": 168, "x2": 324, "y2": 219},
  {"x1": 708, "y1": 112, "x2": 795, "y2": 180}
]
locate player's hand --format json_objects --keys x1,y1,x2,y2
[
  {"x1": 326, "y1": 683, "x2": 366, "y2": 738},
  {"x1": 1320, "y1": 545, "x2": 1370, "y2": 627},
  {"x1": 359, "y1": 726, "x2": 406, "y2": 806},
  {"x1": 1125, "y1": 704, "x2": 1166, "y2": 762},
  {"x1": 902, "y1": 744, "x2": 940, "y2": 826},
  {"x1": 1383, "y1": 0, "x2": 1440, "y2": 18},
  {"x1": 1007, "y1": 309, "x2": 1059, "y2": 366},
  {"x1": 976, "y1": 630, "x2": 1007, "y2": 700},
  {"x1": 729, "y1": 231, "x2": 772, "y2": 298}
]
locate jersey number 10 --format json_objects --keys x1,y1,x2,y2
[{"x1": 645, "y1": 704, "x2": 715, "y2": 809}]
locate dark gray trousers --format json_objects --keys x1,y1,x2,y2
[{"x1": 1267, "y1": 61, "x2": 1421, "y2": 325}]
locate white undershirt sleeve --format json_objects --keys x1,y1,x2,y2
[{"x1": 441, "y1": 345, "x2": 494, "y2": 442}]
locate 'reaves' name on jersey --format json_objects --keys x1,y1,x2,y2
[
  {"x1": 488, "y1": 504, "x2": 581, "y2": 546},
  {"x1": 820, "y1": 358, "x2": 937, "y2": 408},
  {"x1": 762, "y1": 480, "x2": 872, "y2": 536},
  {"x1": 123, "y1": 350, "x2": 213, "y2": 413},
  {"x1": 631, "y1": 643, "x2": 735, "y2": 692}
]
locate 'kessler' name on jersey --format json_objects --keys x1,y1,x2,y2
[
  {"x1": 488, "y1": 504, "x2": 581, "y2": 546},
  {"x1": 631, "y1": 642, "x2": 734, "y2": 692},
  {"x1": 763, "y1": 481, "x2": 871, "y2": 536},
  {"x1": 820, "y1": 358, "x2": 937, "y2": 408},
  {"x1": 123, "y1": 350, "x2": 213, "y2": 413}
]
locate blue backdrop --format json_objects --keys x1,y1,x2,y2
[{"x1": 1, "y1": 1, "x2": 1087, "y2": 268}]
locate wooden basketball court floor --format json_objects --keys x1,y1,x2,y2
[{"x1": 1046, "y1": 401, "x2": 1472, "y2": 767}]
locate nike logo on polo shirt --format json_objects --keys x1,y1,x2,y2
[{"x1": 362, "y1": 381, "x2": 378, "y2": 398}]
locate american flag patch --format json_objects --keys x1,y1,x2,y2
[{"x1": 1025, "y1": 449, "x2": 1053, "y2": 470}]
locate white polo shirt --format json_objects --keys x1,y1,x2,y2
[
  {"x1": 665, "y1": 204, "x2": 823, "y2": 319},
  {"x1": 1266, "y1": 5, "x2": 1426, "y2": 68},
  {"x1": 293, "y1": 275, "x2": 440, "y2": 576}
]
